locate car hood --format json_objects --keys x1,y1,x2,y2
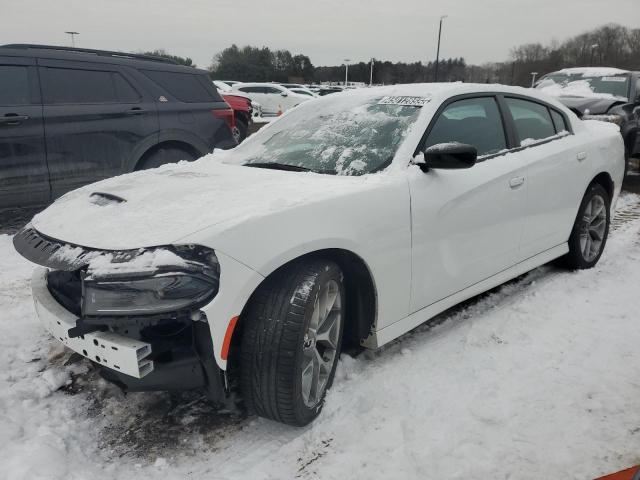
[
  {"x1": 555, "y1": 96, "x2": 626, "y2": 115},
  {"x1": 31, "y1": 157, "x2": 375, "y2": 251}
]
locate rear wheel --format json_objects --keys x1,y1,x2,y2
[
  {"x1": 136, "y1": 146, "x2": 195, "y2": 170},
  {"x1": 235, "y1": 117, "x2": 249, "y2": 143},
  {"x1": 561, "y1": 183, "x2": 610, "y2": 269},
  {"x1": 240, "y1": 260, "x2": 344, "y2": 426}
]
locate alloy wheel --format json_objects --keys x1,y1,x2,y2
[
  {"x1": 580, "y1": 194, "x2": 607, "y2": 262},
  {"x1": 300, "y1": 279, "x2": 342, "y2": 408}
]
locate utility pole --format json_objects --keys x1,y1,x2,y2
[
  {"x1": 590, "y1": 44, "x2": 599, "y2": 66},
  {"x1": 530, "y1": 72, "x2": 538, "y2": 87},
  {"x1": 369, "y1": 58, "x2": 374, "y2": 86},
  {"x1": 434, "y1": 15, "x2": 447, "y2": 82},
  {"x1": 344, "y1": 59, "x2": 350, "y2": 87},
  {"x1": 65, "y1": 31, "x2": 79, "y2": 47}
]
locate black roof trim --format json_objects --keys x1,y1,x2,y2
[{"x1": 1, "y1": 44, "x2": 178, "y2": 65}]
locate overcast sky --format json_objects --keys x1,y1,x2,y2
[{"x1": 1, "y1": 0, "x2": 638, "y2": 68}]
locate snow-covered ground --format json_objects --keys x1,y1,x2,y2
[{"x1": 2, "y1": 194, "x2": 640, "y2": 480}]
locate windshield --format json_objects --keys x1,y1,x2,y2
[
  {"x1": 222, "y1": 94, "x2": 424, "y2": 175},
  {"x1": 536, "y1": 73, "x2": 630, "y2": 100}
]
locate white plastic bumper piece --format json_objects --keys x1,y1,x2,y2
[{"x1": 31, "y1": 267, "x2": 153, "y2": 378}]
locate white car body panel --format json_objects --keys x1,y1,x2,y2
[
  {"x1": 231, "y1": 82, "x2": 310, "y2": 116},
  {"x1": 25, "y1": 83, "x2": 625, "y2": 372}
]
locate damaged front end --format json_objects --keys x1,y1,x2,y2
[{"x1": 14, "y1": 225, "x2": 227, "y2": 401}]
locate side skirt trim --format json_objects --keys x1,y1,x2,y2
[{"x1": 363, "y1": 243, "x2": 569, "y2": 349}]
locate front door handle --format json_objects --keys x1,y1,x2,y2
[
  {"x1": 0, "y1": 114, "x2": 29, "y2": 126},
  {"x1": 509, "y1": 176, "x2": 525, "y2": 189},
  {"x1": 125, "y1": 108, "x2": 147, "y2": 115}
]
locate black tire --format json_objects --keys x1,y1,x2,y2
[
  {"x1": 240, "y1": 259, "x2": 345, "y2": 426},
  {"x1": 561, "y1": 182, "x2": 610, "y2": 270},
  {"x1": 235, "y1": 117, "x2": 249, "y2": 143},
  {"x1": 136, "y1": 146, "x2": 195, "y2": 170}
]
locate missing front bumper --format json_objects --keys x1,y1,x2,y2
[{"x1": 32, "y1": 267, "x2": 154, "y2": 378}]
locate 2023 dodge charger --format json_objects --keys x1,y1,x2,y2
[{"x1": 14, "y1": 84, "x2": 625, "y2": 426}]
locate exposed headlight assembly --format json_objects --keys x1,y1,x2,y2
[
  {"x1": 582, "y1": 114, "x2": 623, "y2": 125},
  {"x1": 81, "y1": 245, "x2": 220, "y2": 316}
]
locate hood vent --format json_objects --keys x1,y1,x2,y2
[{"x1": 90, "y1": 192, "x2": 126, "y2": 206}]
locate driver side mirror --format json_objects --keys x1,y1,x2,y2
[{"x1": 420, "y1": 143, "x2": 477, "y2": 171}]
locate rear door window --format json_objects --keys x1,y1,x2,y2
[
  {"x1": 142, "y1": 70, "x2": 219, "y2": 102},
  {"x1": 425, "y1": 96, "x2": 507, "y2": 157},
  {"x1": 0, "y1": 65, "x2": 31, "y2": 105},
  {"x1": 237, "y1": 86, "x2": 263, "y2": 93},
  {"x1": 41, "y1": 67, "x2": 139, "y2": 104},
  {"x1": 550, "y1": 109, "x2": 568, "y2": 134},
  {"x1": 505, "y1": 98, "x2": 556, "y2": 144}
]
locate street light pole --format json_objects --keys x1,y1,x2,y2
[
  {"x1": 344, "y1": 58, "x2": 350, "y2": 87},
  {"x1": 434, "y1": 15, "x2": 447, "y2": 82},
  {"x1": 590, "y1": 44, "x2": 599, "y2": 66},
  {"x1": 369, "y1": 58, "x2": 374, "y2": 86},
  {"x1": 65, "y1": 31, "x2": 79, "y2": 47},
  {"x1": 530, "y1": 72, "x2": 538, "y2": 87}
]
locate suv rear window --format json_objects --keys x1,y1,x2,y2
[
  {"x1": 141, "y1": 70, "x2": 220, "y2": 103},
  {"x1": 41, "y1": 67, "x2": 140, "y2": 104},
  {"x1": 0, "y1": 65, "x2": 30, "y2": 105}
]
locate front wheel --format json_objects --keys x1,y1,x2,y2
[
  {"x1": 240, "y1": 260, "x2": 344, "y2": 426},
  {"x1": 561, "y1": 183, "x2": 610, "y2": 269}
]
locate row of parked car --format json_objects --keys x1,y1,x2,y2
[
  {"x1": 1, "y1": 43, "x2": 639, "y2": 211},
  {"x1": 0, "y1": 44, "x2": 350, "y2": 209}
]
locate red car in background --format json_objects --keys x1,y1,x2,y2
[
  {"x1": 213, "y1": 80, "x2": 255, "y2": 143},
  {"x1": 221, "y1": 93, "x2": 252, "y2": 142}
]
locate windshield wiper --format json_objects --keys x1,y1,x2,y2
[{"x1": 245, "y1": 162, "x2": 312, "y2": 172}]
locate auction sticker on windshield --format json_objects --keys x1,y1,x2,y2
[{"x1": 378, "y1": 96, "x2": 430, "y2": 107}]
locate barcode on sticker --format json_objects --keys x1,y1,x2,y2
[
  {"x1": 601, "y1": 77, "x2": 627, "y2": 82},
  {"x1": 378, "y1": 96, "x2": 430, "y2": 107}
]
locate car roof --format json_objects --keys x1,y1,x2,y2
[
  {"x1": 234, "y1": 82, "x2": 286, "y2": 89},
  {"x1": 0, "y1": 44, "x2": 211, "y2": 74},
  {"x1": 547, "y1": 67, "x2": 630, "y2": 76}
]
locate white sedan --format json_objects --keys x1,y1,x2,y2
[
  {"x1": 14, "y1": 84, "x2": 625, "y2": 427},
  {"x1": 231, "y1": 82, "x2": 311, "y2": 116}
]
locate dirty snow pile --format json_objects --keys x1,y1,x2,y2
[{"x1": 2, "y1": 195, "x2": 640, "y2": 480}]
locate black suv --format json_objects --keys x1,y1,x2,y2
[
  {"x1": 535, "y1": 68, "x2": 640, "y2": 174},
  {"x1": 0, "y1": 44, "x2": 236, "y2": 209}
]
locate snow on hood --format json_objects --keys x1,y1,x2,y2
[
  {"x1": 555, "y1": 67, "x2": 629, "y2": 76},
  {"x1": 538, "y1": 79, "x2": 624, "y2": 101},
  {"x1": 31, "y1": 156, "x2": 381, "y2": 251}
]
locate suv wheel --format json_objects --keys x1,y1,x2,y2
[
  {"x1": 562, "y1": 183, "x2": 610, "y2": 269},
  {"x1": 137, "y1": 146, "x2": 195, "y2": 170},
  {"x1": 235, "y1": 118, "x2": 249, "y2": 143},
  {"x1": 240, "y1": 260, "x2": 344, "y2": 426}
]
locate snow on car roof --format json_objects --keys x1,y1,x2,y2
[
  {"x1": 304, "y1": 82, "x2": 550, "y2": 101},
  {"x1": 554, "y1": 67, "x2": 630, "y2": 77}
]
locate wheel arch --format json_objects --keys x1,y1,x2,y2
[
  {"x1": 590, "y1": 171, "x2": 614, "y2": 201},
  {"x1": 133, "y1": 140, "x2": 202, "y2": 171},
  {"x1": 227, "y1": 248, "x2": 378, "y2": 372}
]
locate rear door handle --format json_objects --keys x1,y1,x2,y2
[
  {"x1": 0, "y1": 114, "x2": 29, "y2": 126},
  {"x1": 509, "y1": 176, "x2": 525, "y2": 189},
  {"x1": 125, "y1": 108, "x2": 147, "y2": 115}
]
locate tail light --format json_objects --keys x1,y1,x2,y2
[{"x1": 212, "y1": 108, "x2": 236, "y2": 130}]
